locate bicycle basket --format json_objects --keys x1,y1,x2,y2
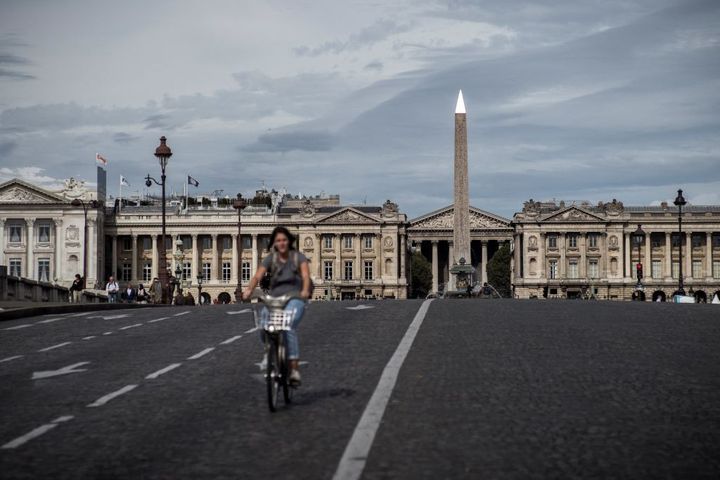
[{"x1": 255, "y1": 308, "x2": 294, "y2": 331}]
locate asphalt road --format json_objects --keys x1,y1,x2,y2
[{"x1": 1, "y1": 300, "x2": 719, "y2": 479}]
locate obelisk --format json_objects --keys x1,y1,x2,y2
[{"x1": 452, "y1": 90, "x2": 471, "y2": 266}]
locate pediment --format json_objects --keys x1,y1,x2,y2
[
  {"x1": 542, "y1": 206, "x2": 605, "y2": 223},
  {"x1": 0, "y1": 179, "x2": 66, "y2": 204},
  {"x1": 316, "y1": 207, "x2": 380, "y2": 224},
  {"x1": 410, "y1": 205, "x2": 511, "y2": 230}
]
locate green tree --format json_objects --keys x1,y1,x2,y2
[
  {"x1": 411, "y1": 251, "x2": 433, "y2": 299},
  {"x1": 487, "y1": 243, "x2": 511, "y2": 298}
]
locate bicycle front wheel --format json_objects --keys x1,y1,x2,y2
[
  {"x1": 279, "y1": 334, "x2": 292, "y2": 405},
  {"x1": 266, "y1": 337, "x2": 279, "y2": 412}
]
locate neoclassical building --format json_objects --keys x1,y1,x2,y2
[
  {"x1": 408, "y1": 205, "x2": 513, "y2": 293},
  {"x1": 513, "y1": 199, "x2": 720, "y2": 301}
]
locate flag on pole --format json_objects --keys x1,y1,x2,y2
[
  {"x1": 187, "y1": 175, "x2": 199, "y2": 187},
  {"x1": 96, "y1": 153, "x2": 108, "y2": 166},
  {"x1": 120, "y1": 175, "x2": 130, "y2": 187}
]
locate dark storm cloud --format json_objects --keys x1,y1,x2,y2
[
  {"x1": 241, "y1": 130, "x2": 335, "y2": 153},
  {"x1": 294, "y1": 19, "x2": 412, "y2": 56},
  {"x1": 0, "y1": 47, "x2": 35, "y2": 80}
]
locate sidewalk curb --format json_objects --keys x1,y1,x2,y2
[{"x1": 0, "y1": 303, "x2": 164, "y2": 322}]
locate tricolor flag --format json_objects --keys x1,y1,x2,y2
[
  {"x1": 120, "y1": 175, "x2": 130, "y2": 187},
  {"x1": 188, "y1": 175, "x2": 199, "y2": 187},
  {"x1": 96, "y1": 153, "x2": 108, "y2": 166}
]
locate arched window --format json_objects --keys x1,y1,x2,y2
[
  {"x1": 529, "y1": 258, "x2": 537, "y2": 275},
  {"x1": 610, "y1": 257, "x2": 618, "y2": 275}
]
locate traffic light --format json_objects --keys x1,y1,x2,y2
[{"x1": 636, "y1": 262, "x2": 643, "y2": 280}]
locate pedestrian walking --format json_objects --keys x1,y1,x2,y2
[
  {"x1": 69, "y1": 274, "x2": 84, "y2": 303},
  {"x1": 106, "y1": 276, "x2": 120, "y2": 303}
]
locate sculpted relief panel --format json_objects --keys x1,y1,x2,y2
[
  {"x1": 412, "y1": 209, "x2": 509, "y2": 230},
  {"x1": 0, "y1": 187, "x2": 52, "y2": 204}
]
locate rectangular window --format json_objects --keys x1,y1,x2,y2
[
  {"x1": 344, "y1": 261, "x2": 353, "y2": 280},
  {"x1": 364, "y1": 236, "x2": 373, "y2": 249},
  {"x1": 714, "y1": 261, "x2": 720, "y2": 279},
  {"x1": 121, "y1": 263, "x2": 131, "y2": 281},
  {"x1": 122, "y1": 237, "x2": 133, "y2": 251},
  {"x1": 588, "y1": 234, "x2": 598, "y2": 248},
  {"x1": 182, "y1": 261, "x2": 191, "y2": 280},
  {"x1": 588, "y1": 259, "x2": 599, "y2": 278},
  {"x1": 671, "y1": 234, "x2": 681, "y2": 247},
  {"x1": 222, "y1": 237, "x2": 232, "y2": 250},
  {"x1": 548, "y1": 236, "x2": 557, "y2": 248},
  {"x1": 691, "y1": 235, "x2": 703, "y2": 248},
  {"x1": 202, "y1": 262, "x2": 211, "y2": 281},
  {"x1": 260, "y1": 236, "x2": 271, "y2": 251},
  {"x1": 323, "y1": 261, "x2": 333, "y2": 280},
  {"x1": 9, "y1": 225, "x2": 22, "y2": 243},
  {"x1": 9, "y1": 258, "x2": 22, "y2": 277},
  {"x1": 343, "y1": 236, "x2": 353, "y2": 249},
  {"x1": 242, "y1": 236, "x2": 252, "y2": 249},
  {"x1": 568, "y1": 235, "x2": 578, "y2": 248},
  {"x1": 567, "y1": 260, "x2": 578, "y2": 279},
  {"x1": 671, "y1": 261, "x2": 679, "y2": 279},
  {"x1": 37, "y1": 259, "x2": 51, "y2": 281},
  {"x1": 323, "y1": 236, "x2": 333, "y2": 249},
  {"x1": 142, "y1": 237, "x2": 152, "y2": 250},
  {"x1": 692, "y1": 260, "x2": 702, "y2": 279},
  {"x1": 651, "y1": 236, "x2": 662, "y2": 248},
  {"x1": 221, "y1": 262, "x2": 231, "y2": 282},
  {"x1": 713, "y1": 235, "x2": 720, "y2": 248},
  {"x1": 652, "y1": 260, "x2": 662, "y2": 279},
  {"x1": 364, "y1": 260, "x2": 373, "y2": 280},
  {"x1": 242, "y1": 261, "x2": 251, "y2": 282},
  {"x1": 143, "y1": 262, "x2": 152, "y2": 282},
  {"x1": 202, "y1": 237, "x2": 212, "y2": 249},
  {"x1": 548, "y1": 260, "x2": 558, "y2": 279},
  {"x1": 38, "y1": 225, "x2": 51, "y2": 243},
  {"x1": 164, "y1": 236, "x2": 173, "y2": 250}
]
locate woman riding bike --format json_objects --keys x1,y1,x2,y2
[{"x1": 243, "y1": 226, "x2": 311, "y2": 386}]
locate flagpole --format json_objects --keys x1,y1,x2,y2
[
  {"x1": 185, "y1": 174, "x2": 188, "y2": 213},
  {"x1": 119, "y1": 176, "x2": 122, "y2": 214}
]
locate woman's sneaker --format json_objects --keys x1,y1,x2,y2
[{"x1": 289, "y1": 369, "x2": 302, "y2": 387}]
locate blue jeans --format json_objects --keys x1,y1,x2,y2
[
  {"x1": 260, "y1": 299, "x2": 305, "y2": 360},
  {"x1": 108, "y1": 292, "x2": 118, "y2": 303}
]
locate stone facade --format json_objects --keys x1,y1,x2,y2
[{"x1": 513, "y1": 199, "x2": 720, "y2": 301}]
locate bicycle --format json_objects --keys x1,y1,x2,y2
[{"x1": 253, "y1": 293, "x2": 300, "y2": 412}]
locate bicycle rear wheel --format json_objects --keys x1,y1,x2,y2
[
  {"x1": 279, "y1": 335, "x2": 292, "y2": 404},
  {"x1": 266, "y1": 337, "x2": 279, "y2": 412}
]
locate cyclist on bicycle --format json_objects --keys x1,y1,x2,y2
[{"x1": 243, "y1": 226, "x2": 310, "y2": 386}]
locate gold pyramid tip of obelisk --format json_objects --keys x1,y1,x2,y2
[{"x1": 455, "y1": 90, "x2": 466, "y2": 114}]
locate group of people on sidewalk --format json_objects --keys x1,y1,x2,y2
[{"x1": 104, "y1": 276, "x2": 163, "y2": 304}]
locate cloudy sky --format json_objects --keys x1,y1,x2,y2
[{"x1": 1, "y1": 0, "x2": 718, "y2": 218}]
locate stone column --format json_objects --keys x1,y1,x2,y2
[
  {"x1": 111, "y1": 235, "x2": 118, "y2": 279},
  {"x1": 624, "y1": 233, "x2": 631, "y2": 279},
  {"x1": 0, "y1": 219, "x2": 4, "y2": 267},
  {"x1": 685, "y1": 232, "x2": 692, "y2": 279},
  {"x1": 579, "y1": 234, "x2": 587, "y2": 278},
  {"x1": 131, "y1": 234, "x2": 138, "y2": 282},
  {"x1": 559, "y1": 234, "x2": 566, "y2": 278},
  {"x1": 513, "y1": 234, "x2": 521, "y2": 280},
  {"x1": 251, "y1": 234, "x2": 259, "y2": 276},
  {"x1": 431, "y1": 240, "x2": 439, "y2": 293},
  {"x1": 53, "y1": 219, "x2": 63, "y2": 282},
  {"x1": 376, "y1": 233, "x2": 383, "y2": 279},
  {"x1": 26, "y1": 218, "x2": 35, "y2": 279},
  {"x1": 191, "y1": 234, "x2": 199, "y2": 282},
  {"x1": 538, "y1": 233, "x2": 546, "y2": 278},
  {"x1": 481, "y1": 240, "x2": 488, "y2": 284},
  {"x1": 706, "y1": 232, "x2": 713, "y2": 279},
  {"x1": 355, "y1": 233, "x2": 362, "y2": 280},
  {"x1": 335, "y1": 233, "x2": 342, "y2": 279},
  {"x1": 448, "y1": 240, "x2": 454, "y2": 283},
  {"x1": 664, "y1": 232, "x2": 672, "y2": 278},
  {"x1": 151, "y1": 235, "x2": 158, "y2": 279},
  {"x1": 211, "y1": 234, "x2": 218, "y2": 282},
  {"x1": 231, "y1": 234, "x2": 238, "y2": 283},
  {"x1": 644, "y1": 232, "x2": 652, "y2": 278}
]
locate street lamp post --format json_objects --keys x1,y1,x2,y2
[
  {"x1": 173, "y1": 237, "x2": 184, "y2": 297},
  {"x1": 632, "y1": 224, "x2": 645, "y2": 299},
  {"x1": 674, "y1": 189, "x2": 687, "y2": 295},
  {"x1": 233, "y1": 194, "x2": 247, "y2": 302},
  {"x1": 145, "y1": 136, "x2": 172, "y2": 303},
  {"x1": 70, "y1": 198, "x2": 99, "y2": 288},
  {"x1": 196, "y1": 274, "x2": 203, "y2": 305}
]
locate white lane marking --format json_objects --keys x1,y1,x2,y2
[
  {"x1": 173, "y1": 311, "x2": 190, "y2": 317},
  {"x1": 102, "y1": 331, "x2": 113, "y2": 335},
  {"x1": 119, "y1": 323, "x2": 143, "y2": 330},
  {"x1": 226, "y1": 309, "x2": 252, "y2": 315},
  {"x1": 346, "y1": 305, "x2": 375, "y2": 311},
  {"x1": 38, "y1": 341, "x2": 72, "y2": 352},
  {"x1": 145, "y1": 363, "x2": 182, "y2": 379},
  {"x1": 89, "y1": 314, "x2": 130, "y2": 320},
  {"x1": 1, "y1": 415, "x2": 74, "y2": 449},
  {"x1": 87, "y1": 384, "x2": 138, "y2": 408},
  {"x1": 32, "y1": 361, "x2": 90, "y2": 380},
  {"x1": 332, "y1": 299, "x2": 433, "y2": 480},
  {"x1": 38, "y1": 318, "x2": 63, "y2": 324},
  {"x1": 219, "y1": 335, "x2": 243, "y2": 345},
  {"x1": 148, "y1": 317, "x2": 170, "y2": 323},
  {"x1": 3, "y1": 324, "x2": 32, "y2": 331},
  {"x1": 187, "y1": 347, "x2": 215, "y2": 360},
  {"x1": 244, "y1": 326, "x2": 259, "y2": 334},
  {"x1": 71, "y1": 312, "x2": 94, "y2": 317},
  {"x1": 82, "y1": 336, "x2": 96, "y2": 340},
  {"x1": 0, "y1": 355, "x2": 24, "y2": 364}
]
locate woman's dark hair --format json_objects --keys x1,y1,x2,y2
[{"x1": 269, "y1": 226, "x2": 296, "y2": 251}]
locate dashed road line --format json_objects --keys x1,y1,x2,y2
[
  {"x1": 82, "y1": 336, "x2": 96, "y2": 340},
  {"x1": 70, "y1": 312, "x2": 94, "y2": 317},
  {"x1": 220, "y1": 335, "x2": 243, "y2": 345},
  {"x1": 87, "y1": 384, "x2": 138, "y2": 408},
  {"x1": 187, "y1": 347, "x2": 215, "y2": 360},
  {"x1": 173, "y1": 311, "x2": 190, "y2": 317},
  {"x1": 148, "y1": 317, "x2": 170, "y2": 323},
  {"x1": 332, "y1": 299, "x2": 433, "y2": 480},
  {"x1": 38, "y1": 318, "x2": 64, "y2": 324},
  {"x1": 119, "y1": 323, "x2": 143, "y2": 330},
  {"x1": 38, "y1": 342, "x2": 72, "y2": 353},
  {"x1": 244, "y1": 326, "x2": 259, "y2": 334},
  {"x1": 102, "y1": 331, "x2": 113, "y2": 335},
  {"x1": 226, "y1": 309, "x2": 252, "y2": 315},
  {"x1": 3, "y1": 324, "x2": 32, "y2": 331},
  {"x1": 1, "y1": 415, "x2": 74, "y2": 449},
  {"x1": 0, "y1": 355, "x2": 24, "y2": 364},
  {"x1": 145, "y1": 363, "x2": 182, "y2": 379}
]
